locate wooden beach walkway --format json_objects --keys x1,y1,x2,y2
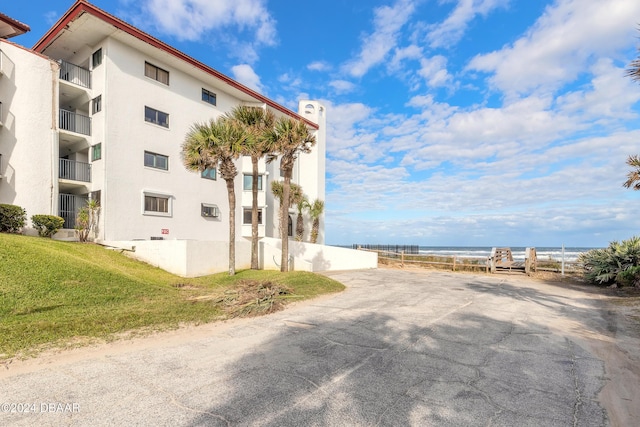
[
  {"x1": 489, "y1": 247, "x2": 537, "y2": 275},
  {"x1": 356, "y1": 246, "x2": 561, "y2": 276}
]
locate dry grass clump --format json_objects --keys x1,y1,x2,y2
[{"x1": 215, "y1": 280, "x2": 293, "y2": 318}]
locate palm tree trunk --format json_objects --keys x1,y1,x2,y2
[
  {"x1": 251, "y1": 156, "x2": 259, "y2": 269},
  {"x1": 226, "y1": 178, "x2": 236, "y2": 276},
  {"x1": 296, "y1": 214, "x2": 304, "y2": 241},
  {"x1": 311, "y1": 218, "x2": 319, "y2": 244},
  {"x1": 281, "y1": 168, "x2": 291, "y2": 272}
]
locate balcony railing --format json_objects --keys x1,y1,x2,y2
[
  {"x1": 59, "y1": 109, "x2": 91, "y2": 136},
  {"x1": 59, "y1": 158, "x2": 91, "y2": 183},
  {"x1": 59, "y1": 193, "x2": 87, "y2": 229},
  {"x1": 59, "y1": 60, "x2": 91, "y2": 89}
]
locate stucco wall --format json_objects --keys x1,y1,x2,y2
[
  {"x1": 105, "y1": 239, "x2": 252, "y2": 277},
  {"x1": 261, "y1": 237, "x2": 378, "y2": 272},
  {"x1": 0, "y1": 41, "x2": 57, "y2": 226},
  {"x1": 100, "y1": 38, "x2": 237, "y2": 241},
  {"x1": 103, "y1": 238, "x2": 376, "y2": 277}
]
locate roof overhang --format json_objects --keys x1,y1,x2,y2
[
  {"x1": 0, "y1": 12, "x2": 30, "y2": 39},
  {"x1": 33, "y1": 0, "x2": 318, "y2": 129}
]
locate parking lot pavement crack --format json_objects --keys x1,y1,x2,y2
[
  {"x1": 373, "y1": 377, "x2": 431, "y2": 426},
  {"x1": 321, "y1": 335, "x2": 388, "y2": 350},
  {"x1": 567, "y1": 339, "x2": 582, "y2": 427},
  {"x1": 107, "y1": 359, "x2": 231, "y2": 426}
]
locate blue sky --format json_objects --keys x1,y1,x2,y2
[{"x1": 5, "y1": 0, "x2": 640, "y2": 247}]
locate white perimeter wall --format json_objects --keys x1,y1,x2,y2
[
  {"x1": 260, "y1": 237, "x2": 377, "y2": 272},
  {"x1": 105, "y1": 239, "x2": 252, "y2": 277},
  {"x1": 105, "y1": 237, "x2": 377, "y2": 277}
]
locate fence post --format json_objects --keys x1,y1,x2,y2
[
  {"x1": 401, "y1": 250, "x2": 405, "y2": 268},
  {"x1": 452, "y1": 256, "x2": 456, "y2": 271}
]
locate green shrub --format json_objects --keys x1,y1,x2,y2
[
  {"x1": 0, "y1": 204, "x2": 27, "y2": 233},
  {"x1": 74, "y1": 199, "x2": 100, "y2": 242},
  {"x1": 31, "y1": 214, "x2": 65, "y2": 238},
  {"x1": 579, "y1": 236, "x2": 640, "y2": 287},
  {"x1": 618, "y1": 265, "x2": 640, "y2": 288}
]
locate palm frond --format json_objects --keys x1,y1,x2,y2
[{"x1": 624, "y1": 155, "x2": 640, "y2": 190}]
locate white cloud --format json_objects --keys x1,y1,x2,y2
[
  {"x1": 342, "y1": 0, "x2": 416, "y2": 78},
  {"x1": 467, "y1": 0, "x2": 640, "y2": 96},
  {"x1": 231, "y1": 64, "x2": 263, "y2": 92},
  {"x1": 307, "y1": 61, "x2": 332, "y2": 72},
  {"x1": 428, "y1": 0, "x2": 509, "y2": 48},
  {"x1": 417, "y1": 55, "x2": 452, "y2": 87},
  {"x1": 556, "y1": 58, "x2": 640, "y2": 123},
  {"x1": 329, "y1": 80, "x2": 357, "y2": 94},
  {"x1": 140, "y1": 0, "x2": 277, "y2": 63},
  {"x1": 278, "y1": 73, "x2": 302, "y2": 88},
  {"x1": 44, "y1": 11, "x2": 59, "y2": 25},
  {"x1": 388, "y1": 44, "x2": 423, "y2": 72}
]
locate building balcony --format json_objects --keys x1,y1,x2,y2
[
  {"x1": 59, "y1": 109, "x2": 91, "y2": 136},
  {"x1": 0, "y1": 101, "x2": 3, "y2": 127},
  {"x1": 59, "y1": 158, "x2": 91, "y2": 183},
  {"x1": 59, "y1": 60, "x2": 91, "y2": 89},
  {"x1": 59, "y1": 193, "x2": 87, "y2": 229}
]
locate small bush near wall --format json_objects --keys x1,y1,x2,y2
[
  {"x1": 31, "y1": 215, "x2": 65, "y2": 238},
  {"x1": 0, "y1": 204, "x2": 27, "y2": 233}
]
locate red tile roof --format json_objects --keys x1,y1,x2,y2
[
  {"x1": 33, "y1": 0, "x2": 318, "y2": 129},
  {"x1": 0, "y1": 11, "x2": 31, "y2": 38}
]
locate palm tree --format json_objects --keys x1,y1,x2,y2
[
  {"x1": 627, "y1": 40, "x2": 640, "y2": 84},
  {"x1": 295, "y1": 194, "x2": 309, "y2": 242},
  {"x1": 624, "y1": 155, "x2": 640, "y2": 190},
  {"x1": 307, "y1": 199, "x2": 324, "y2": 244},
  {"x1": 229, "y1": 106, "x2": 275, "y2": 269},
  {"x1": 264, "y1": 118, "x2": 316, "y2": 271},
  {"x1": 271, "y1": 180, "x2": 303, "y2": 238},
  {"x1": 182, "y1": 117, "x2": 248, "y2": 275}
]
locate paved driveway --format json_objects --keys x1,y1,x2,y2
[{"x1": 0, "y1": 269, "x2": 633, "y2": 426}]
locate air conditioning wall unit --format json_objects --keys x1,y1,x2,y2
[{"x1": 201, "y1": 203, "x2": 220, "y2": 218}]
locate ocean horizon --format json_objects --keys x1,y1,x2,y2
[{"x1": 343, "y1": 245, "x2": 599, "y2": 262}]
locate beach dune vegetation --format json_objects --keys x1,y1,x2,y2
[{"x1": 579, "y1": 236, "x2": 640, "y2": 287}]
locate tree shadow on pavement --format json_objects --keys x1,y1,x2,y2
[{"x1": 184, "y1": 306, "x2": 607, "y2": 426}]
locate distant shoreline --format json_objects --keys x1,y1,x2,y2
[{"x1": 340, "y1": 245, "x2": 597, "y2": 262}]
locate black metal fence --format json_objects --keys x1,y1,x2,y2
[
  {"x1": 352, "y1": 244, "x2": 420, "y2": 255},
  {"x1": 59, "y1": 193, "x2": 87, "y2": 229}
]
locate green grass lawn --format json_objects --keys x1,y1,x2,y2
[{"x1": 0, "y1": 233, "x2": 344, "y2": 359}]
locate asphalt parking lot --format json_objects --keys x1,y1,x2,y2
[{"x1": 1, "y1": 268, "x2": 637, "y2": 426}]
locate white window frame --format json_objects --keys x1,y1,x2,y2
[
  {"x1": 144, "y1": 61, "x2": 169, "y2": 85},
  {"x1": 202, "y1": 88, "x2": 217, "y2": 106},
  {"x1": 243, "y1": 208, "x2": 263, "y2": 225},
  {"x1": 243, "y1": 174, "x2": 263, "y2": 191},
  {"x1": 201, "y1": 168, "x2": 217, "y2": 180},
  {"x1": 92, "y1": 95, "x2": 102, "y2": 114},
  {"x1": 92, "y1": 48, "x2": 102, "y2": 68},
  {"x1": 144, "y1": 106, "x2": 169, "y2": 128},
  {"x1": 142, "y1": 191, "x2": 172, "y2": 217},
  {"x1": 144, "y1": 151, "x2": 169, "y2": 171}
]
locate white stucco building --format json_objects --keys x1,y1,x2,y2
[{"x1": 0, "y1": 0, "x2": 326, "y2": 245}]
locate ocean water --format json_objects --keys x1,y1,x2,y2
[{"x1": 418, "y1": 246, "x2": 596, "y2": 262}]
